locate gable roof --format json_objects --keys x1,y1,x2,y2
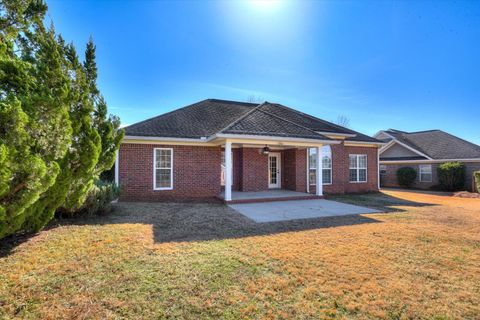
[
  {"x1": 124, "y1": 99, "x2": 382, "y2": 143},
  {"x1": 221, "y1": 103, "x2": 330, "y2": 140},
  {"x1": 124, "y1": 99, "x2": 256, "y2": 138},
  {"x1": 379, "y1": 129, "x2": 480, "y2": 160}
]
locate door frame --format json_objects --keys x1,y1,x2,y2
[{"x1": 268, "y1": 152, "x2": 281, "y2": 189}]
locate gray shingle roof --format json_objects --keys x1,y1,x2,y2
[
  {"x1": 385, "y1": 129, "x2": 480, "y2": 160},
  {"x1": 221, "y1": 104, "x2": 330, "y2": 140},
  {"x1": 124, "y1": 99, "x2": 381, "y2": 143},
  {"x1": 124, "y1": 99, "x2": 256, "y2": 138}
]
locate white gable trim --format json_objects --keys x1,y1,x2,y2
[{"x1": 378, "y1": 133, "x2": 433, "y2": 160}]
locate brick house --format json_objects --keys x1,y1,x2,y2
[
  {"x1": 116, "y1": 99, "x2": 384, "y2": 202},
  {"x1": 374, "y1": 129, "x2": 480, "y2": 191}
]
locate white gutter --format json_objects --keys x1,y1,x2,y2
[
  {"x1": 123, "y1": 135, "x2": 208, "y2": 142},
  {"x1": 212, "y1": 133, "x2": 341, "y2": 145},
  {"x1": 345, "y1": 140, "x2": 386, "y2": 146},
  {"x1": 380, "y1": 158, "x2": 480, "y2": 164}
]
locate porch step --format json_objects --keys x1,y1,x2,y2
[{"x1": 222, "y1": 195, "x2": 323, "y2": 204}]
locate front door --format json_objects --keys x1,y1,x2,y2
[{"x1": 268, "y1": 153, "x2": 281, "y2": 188}]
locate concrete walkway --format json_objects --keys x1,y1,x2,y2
[{"x1": 229, "y1": 199, "x2": 380, "y2": 223}]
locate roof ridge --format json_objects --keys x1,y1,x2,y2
[
  {"x1": 256, "y1": 105, "x2": 330, "y2": 139},
  {"x1": 207, "y1": 98, "x2": 259, "y2": 107},
  {"x1": 406, "y1": 129, "x2": 441, "y2": 134},
  {"x1": 217, "y1": 102, "x2": 266, "y2": 135},
  {"x1": 272, "y1": 103, "x2": 357, "y2": 135}
]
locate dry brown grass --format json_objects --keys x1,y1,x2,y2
[{"x1": 1, "y1": 190, "x2": 479, "y2": 319}]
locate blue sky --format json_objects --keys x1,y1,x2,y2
[{"x1": 47, "y1": 0, "x2": 480, "y2": 143}]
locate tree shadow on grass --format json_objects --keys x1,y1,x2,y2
[{"x1": 1, "y1": 192, "x2": 436, "y2": 253}]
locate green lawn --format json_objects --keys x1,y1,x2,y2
[{"x1": 1, "y1": 190, "x2": 479, "y2": 319}]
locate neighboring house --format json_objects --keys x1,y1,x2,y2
[
  {"x1": 117, "y1": 99, "x2": 384, "y2": 202},
  {"x1": 375, "y1": 129, "x2": 480, "y2": 191}
]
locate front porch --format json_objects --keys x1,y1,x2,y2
[
  {"x1": 219, "y1": 189, "x2": 321, "y2": 204},
  {"x1": 221, "y1": 139, "x2": 330, "y2": 203}
]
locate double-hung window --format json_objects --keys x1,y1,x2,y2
[
  {"x1": 419, "y1": 164, "x2": 432, "y2": 182},
  {"x1": 308, "y1": 146, "x2": 332, "y2": 185},
  {"x1": 154, "y1": 148, "x2": 173, "y2": 190},
  {"x1": 349, "y1": 154, "x2": 367, "y2": 183}
]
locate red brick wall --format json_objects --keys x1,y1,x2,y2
[
  {"x1": 311, "y1": 143, "x2": 379, "y2": 195},
  {"x1": 119, "y1": 144, "x2": 221, "y2": 201},
  {"x1": 283, "y1": 149, "x2": 296, "y2": 191},
  {"x1": 343, "y1": 145, "x2": 379, "y2": 193},
  {"x1": 232, "y1": 148, "x2": 242, "y2": 191},
  {"x1": 119, "y1": 143, "x2": 380, "y2": 202},
  {"x1": 239, "y1": 148, "x2": 269, "y2": 191}
]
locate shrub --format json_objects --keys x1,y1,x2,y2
[
  {"x1": 396, "y1": 167, "x2": 417, "y2": 188},
  {"x1": 474, "y1": 171, "x2": 480, "y2": 193},
  {"x1": 57, "y1": 180, "x2": 120, "y2": 217},
  {"x1": 437, "y1": 162, "x2": 466, "y2": 191}
]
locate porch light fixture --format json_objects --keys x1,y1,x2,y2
[{"x1": 261, "y1": 146, "x2": 270, "y2": 155}]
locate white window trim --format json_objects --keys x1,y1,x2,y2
[
  {"x1": 349, "y1": 154, "x2": 368, "y2": 183},
  {"x1": 419, "y1": 164, "x2": 433, "y2": 182},
  {"x1": 308, "y1": 147, "x2": 332, "y2": 186},
  {"x1": 153, "y1": 148, "x2": 173, "y2": 190}
]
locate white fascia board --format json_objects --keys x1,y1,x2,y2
[
  {"x1": 124, "y1": 135, "x2": 208, "y2": 142},
  {"x1": 212, "y1": 133, "x2": 341, "y2": 145},
  {"x1": 379, "y1": 139, "x2": 396, "y2": 153},
  {"x1": 344, "y1": 140, "x2": 386, "y2": 147},
  {"x1": 380, "y1": 158, "x2": 480, "y2": 164}
]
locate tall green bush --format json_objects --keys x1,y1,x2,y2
[
  {"x1": 0, "y1": 0, "x2": 123, "y2": 238},
  {"x1": 396, "y1": 167, "x2": 417, "y2": 188},
  {"x1": 437, "y1": 162, "x2": 466, "y2": 191}
]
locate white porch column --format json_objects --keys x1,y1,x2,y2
[
  {"x1": 224, "y1": 141, "x2": 233, "y2": 201},
  {"x1": 315, "y1": 145, "x2": 323, "y2": 196}
]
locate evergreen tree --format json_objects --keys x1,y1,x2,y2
[
  {"x1": 0, "y1": 0, "x2": 123, "y2": 237},
  {"x1": 84, "y1": 39, "x2": 124, "y2": 180},
  {"x1": 0, "y1": 0, "x2": 71, "y2": 236}
]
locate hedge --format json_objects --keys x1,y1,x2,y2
[
  {"x1": 437, "y1": 162, "x2": 466, "y2": 191},
  {"x1": 396, "y1": 167, "x2": 417, "y2": 188}
]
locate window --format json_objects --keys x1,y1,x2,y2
[
  {"x1": 349, "y1": 154, "x2": 367, "y2": 183},
  {"x1": 309, "y1": 146, "x2": 332, "y2": 185},
  {"x1": 380, "y1": 165, "x2": 387, "y2": 175},
  {"x1": 419, "y1": 164, "x2": 432, "y2": 182},
  {"x1": 154, "y1": 148, "x2": 173, "y2": 190}
]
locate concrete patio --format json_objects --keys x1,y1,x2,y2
[
  {"x1": 229, "y1": 199, "x2": 380, "y2": 222},
  {"x1": 219, "y1": 190, "x2": 321, "y2": 203}
]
